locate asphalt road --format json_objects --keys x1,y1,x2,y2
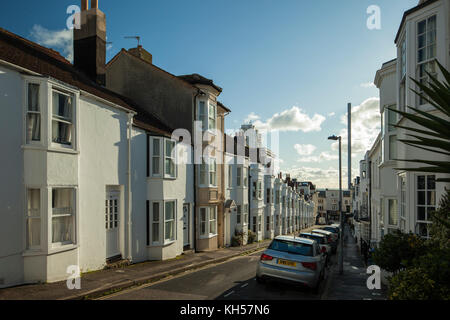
[{"x1": 100, "y1": 250, "x2": 335, "y2": 300}]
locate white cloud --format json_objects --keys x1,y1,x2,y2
[
  {"x1": 331, "y1": 97, "x2": 381, "y2": 155},
  {"x1": 252, "y1": 106, "x2": 326, "y2": 133},
  {"x1": 328, "y1": 112, "x2": 335, "y2": 117},
  {"x1": 244, "y1": 112, "x2": 260, "y2": 123},
  {"x1": 30, "y1": 25, "x2": 73, "y2": 62},
  {"x1": 360, "y1": 82, "x2": 376, "y2": 88},
  {"x1": 286, "y1": 166, "x2": 359, "y2": 189},
  {"x1": 294, "y1": 144, "x2": 316, "y2": 156},
  {"x1": 297, "y1": 151, "x2": 339, "y2": 163}
]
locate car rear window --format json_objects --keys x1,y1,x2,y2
[
  {"x1": 323, "y1": 227, "x2": 338, "y2": 233},
  {"x1": 268, "y1": 239, "x2": 313, "y2": 256},
  {"x1": 301, "y1": 234, "x2": 324, "y2": 244}
]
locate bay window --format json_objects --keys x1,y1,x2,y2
[
  {"x1": 149, "y1": 200, "x2": 177, "y2": 244},
  {"x1": 52, "y1": 188, "x2": 75, "y2": 244},
  {"x1": 258, "y1": 181, "x2": 262, "y2": 199},
  {"x1": 416, "y1": 175, "x2": 435, "y2": 238},
  {"x1": 243, "y1": 204, "x2": 248, "y2": 225},
  {"x1": 199, "y1": 207, "x2": 217, "y2": 237},
  {"x1": 164, "y1": 201, "x2": 176, "y2": 241},
  {"x1": 165, "y1": 139, "x2": 176, "y2": 178},
  {"x1": 208, "y1": 103, "x2": 216, "y2": 131},
  {"x1": 388, "y1": 199, "x2": 398, "y2": 226},
  {"x1": 26, "y1": 188, "x2": 41, "y2": 249},
  {"x1": 417, "y1": 15, "x2": 437, "y2": 106},
  {"x1": 389, "y1": 135, "x2": 397, "y2": 160},
  {"x1": 52, "y1": 90, "x2": 73, "y2": 146},
  {"x1": 258, "y1": 215, "x2": 261, "y2": 232},
  {"x1": 150, "y1": 137, "x2": 177, "y2": 178},
  {"x1": 26, "y1": 83, "x2": 41, "y2": 143},
  {"x1": 237, "y1": 167, "x2": 242, "y2": 187},
  {"x1": 151, "y1": 138, "x2": 161, "y2": 176},
  {"x1": 237, "y1": 205, "x2": 241, "y2": 224},
  {"x1": 151, "y1": 202, "x2": 160, "y2": 244},
  {"x1": 200, "y1": 160, "x2": 208, "y2": 186},
  {"x1": 197, "y1": 100, "x2": 217, "y2": 132},
  {"x1": 209, "y1": 158, "x2": 217, "y2": 186}
]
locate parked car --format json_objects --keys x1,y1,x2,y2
[
  {"x1": 311, "y1": 229, "x2": 337, "y2": 253},
  {"x1": 320, "y1": 226, "x2": 340, "y2": 239},
  {"x1": 299, "y1": 233, "x2": 332, "y2": 265},
  {"x1": 256, "y1": 236, "x2": 326, "y2": 291}
]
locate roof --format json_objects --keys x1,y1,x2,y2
[
  {"x1": 274, "y1": 235, "x2": 315, "y2": 245},
  {"x1": 217, "y1": 101, "x2": 231, "y2": 113},
  {"x1": 0, "y1": 27, "x2": 173, "y2": 137},
  {"x1": 177, "y1": 73, "x2": 223, "y2": 93},
  {"x1": 312, "y1": 229, "x2": 332, "y2": 235},
  {"x1": 224, "y1": 199, "x2": 236, "y2": 210},
  {"x1": 395, "y1": 0, "x2": 439, "y2": 43}
]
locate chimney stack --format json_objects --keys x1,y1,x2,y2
[{"x1": 74, "y1": 0, "x2": 106, "y2": 86}]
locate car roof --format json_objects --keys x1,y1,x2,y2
[
  {"x1": 312, "y1": 229, "x2": 332, "y2": 234},
  {"x1": 274, "y1": 235, "x2": 315, "y2": 245},
  {"x1": 300, "y1": 232, "x2": 325, "y2": 238}
]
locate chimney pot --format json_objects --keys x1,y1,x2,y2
[
  {"x1": 91, "y1": 0, "x2": 98, "y2": 9},
  {"x1": 81, "y1": 0, "x2": 88, "y2": 11}
]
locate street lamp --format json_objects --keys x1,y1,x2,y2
[{"x1": 328, "y1": 135, "x2": 343, "y2": 275}]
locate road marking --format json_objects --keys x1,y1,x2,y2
[
  {"x1": 241, "y1": 283, "x2": 248, "y2": 288},
  {"x1": 224, "y1": 291, "x2": 235, "y2": 298}
]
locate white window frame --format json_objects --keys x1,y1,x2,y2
[
  {"x1": 150, "y1": 200, "x2": 177, "y2": 245},
  {"x1": 415, "y1": 174, "x2": 435, "y2": 238},
  {"x1": 150, "y1": 137, "x2": 162, "y2": 177},
  {"x1": 197, "y1": 100, "x2": 217, "y2": 133},
  {"x1": 164, "y1": 200, "x2": 176, "y2": 242},
  {"x1": 164, "y1": 139, "x2": 177, "y2": 179},
  {"x1": 209, "y1": 158, "x2": 217, "y2": 187},
  {"x1": 51, "y1": 187, "x2": 76, "y2": 246},
  {"x1": 236, "y1": 205, "x2": 241, "y2": 224},
  {"x1": 243, "y1": 204, "x2": 248, "y2": 225},
  {"x1": 387, "y1": 198, "x2": 398, "y2": 227},
  {"x1": 26, "y1": 188, "x2": 41, "y2": 250},
  {"x1": 150, "y1": 201, "x2": 161, "y2": 245},
  {"x1": 25, "y1": 82, "x2": 41, "y2": 144},
  {"x1": 51, "y1": 88, "x2": 75, "y2": 148},
  {"x1": 416, "y1": 15, "x2": 437, "y2": 106},
  {"x1": 199, "y1": 206, "x2": 217, "y2": 238},
  {"x1": 243, "y1": 167, "x2": 248, "y2": 187}
]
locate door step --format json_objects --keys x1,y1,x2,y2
[{"x1": 105, "y1": 256, "x2": 131, "y2": 269}]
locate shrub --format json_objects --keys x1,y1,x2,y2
[
  {"x1": 388, "y1": 268, "x2": 437, "y2": 300},
  {"x1": 372, "y1": 231, "x2": 426, "y2": 274},
  {"x1": 247, "y1": 230, "x2": 257, "y2": 244},
  {"x1": 231, "y1": 229, "x2": 245, "y2": 247}
]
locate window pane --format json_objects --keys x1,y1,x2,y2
[
  {"x1": 153, "y1": 139, "x2": 160, "y2": 156},
  {"x1": 418, "y1": 20, "x2": 426, "y2": 34},
  {"x1": 165, "y1": 140, "x2": 174, "y2": 157},
  {"x1": 417, "y1": 206, "x2": 426, "y2": 221},
  {"x1": 52, "y1": 216, "x2": 73, "y2": 243},
  {"x1": 388, "y1": 199, "x2": 398, "y2": 225},
  {"x1": 418, "y1": 176, "x2": 425, "y2": 189},
  {"x1": 417, "y1": 191, "x2": 425, "y2": 205},
  {"x1": 53, "y1": 92, "x2": 72, "y2": 120},
  {"x1": 427, "y1": 175, "x2": 435, "y2": 190},
  {"x1": 28, "y1": 84, "x2": 40, "y2": 111},
  {"x1": 152, "y1": 203, "x2": 159, "y2": 221},
  {"x1": 52, "y1": 120, "x2": 72, "y2": 145},
  {"x1": 165, "y1": 159, "x2": 175, "y2": 176},
  {"x1": 152, "y1": 223, "x2": 159, "y2": 242},
  {"x1": 28, "y1": 189, "x2": 40, "y2": 217},
  {"x1": 26, "y1": 113, "x2": 41, "y2": 142},
  {"x1": 27, "y1": 218, "x2": 40, "y2": 248},
  {"x1": 52, "y1": 189, "x2": 73, "y2": 216},
  {"x1": 165, "y1": 221, "x2": 174, "y2": 241},
  {"x1": 152, "y1": 156, "x2": 160, "y2": 175},
  {"x1": 165, "y1": 202, "x2": 175, "y2": 220},
  {"x1": 389, "y1": 135, "x2": 397, "y2": 160}
]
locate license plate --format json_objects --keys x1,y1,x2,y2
[{"x1": 278, "y1": 259, "x2": 296, "y2": 267}]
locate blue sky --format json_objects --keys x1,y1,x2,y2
[{"x1": 1, "y1": 0, "x2": 419, "y2": 188}]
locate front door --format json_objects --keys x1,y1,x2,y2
[
  {"x1": 183, "y1": 204, "x2": 190, "y2": 246},
  {"x1": 106, "y1": 191, "x2": 120, "y2": 259}
]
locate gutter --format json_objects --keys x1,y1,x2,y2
[
  {"x1": 127, "y1": 113, "x2": 133, "y2": 261},
  {"x1": 193, "y1": 88, "x2": 202, "y2": 253}
]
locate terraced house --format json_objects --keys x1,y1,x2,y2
[{"x1": 356, "y1": 0, "x2": 450, "y2": 245}]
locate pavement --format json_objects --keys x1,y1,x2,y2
[
  {"x1": 321, "y1": 224, "x2": 387, "y2": 300},
  {"x1": 0, "y1": 225, "x2": 318, "y2": 300}
]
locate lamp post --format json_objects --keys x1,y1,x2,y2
[{"x1": 328, "y1": 135, "x2": 343, "y2": 275}]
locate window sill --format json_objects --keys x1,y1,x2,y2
[
  {"x1": 24, "y1": 244, "x2": 78, "y2": 257},
  {"x1": 148, "y1": 240, "x2": 176, "y2": 247},
  {"x1": 22, "y1": 144, "x2": 79, "y2": 155},
  {"x1": 199, "y1": 234, "x2": 217, "y2": 240}
]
